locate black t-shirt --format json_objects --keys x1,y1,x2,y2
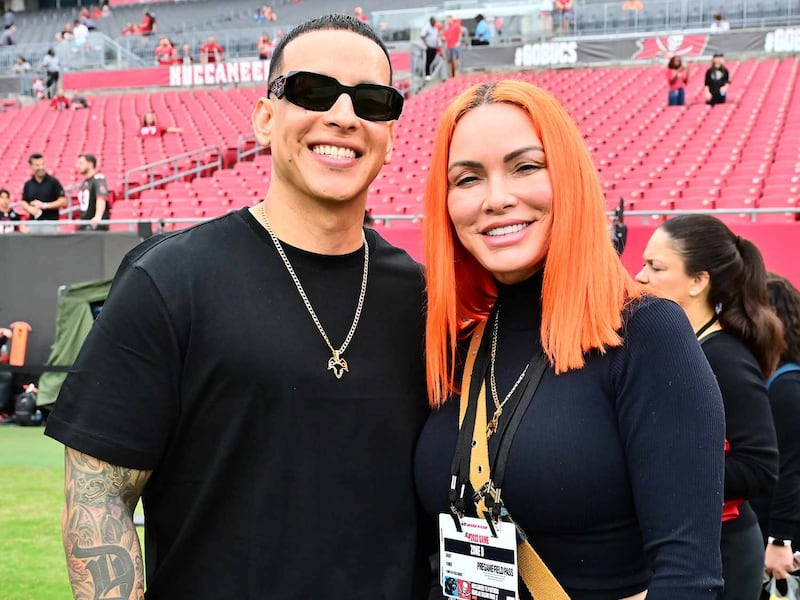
[
  {"x1": 704, "y1": 66, "x2": 730, "y2": 98},
  {"x1": 77, "y1": 173, "x2": 110, "y2": 227},
  {"x1": 22, "y1": 173, "x2": 66, "y2": 221},
  {"x1": 700, "y1": 330, "x2": 779, "y2": 532},
  {"x1": 0, "y1": 207, "x2": 21, "y2": 233},
  {"x1": 752, "y1": 368, "x2": 800, "y2": 542},
  {"x1": 415, "y1": 275, "x2": 726, "y2": 599},
  {"x1": 45, "y1": 208, "x2": 431, "y2": 599}
]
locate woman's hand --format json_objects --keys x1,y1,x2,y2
[{"x1": 765, "y1": 544, "x2": 797, "y2": 579}]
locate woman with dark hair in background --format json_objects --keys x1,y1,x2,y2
[
  {"x1": 753, "y1": 273, "x2": 800, "y2": 584},
  {"x1": 666, "y1": 55, "x2": 689, "y2": 106},
  {"x1": 637, "y1": 214, "x2": 781, "y2": 600}
]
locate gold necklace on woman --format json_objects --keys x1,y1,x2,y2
[
  {"x1": 259, "y1": 203, "x2": 368, "y2": 379},
  {"x1": 487, "y1": 307, "x2": 530, "y2": 440}
]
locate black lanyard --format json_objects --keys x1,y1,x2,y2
[
  {"x1": 448, "y1": 307, "x2": 548, "y2": 521},
  {"x1": 695, "y1": 314, "x2": 719, "y2": 339}
]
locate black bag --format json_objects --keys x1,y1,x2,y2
[{"x1": 14, "y1": 389, "x2": 41, "y2": 426}]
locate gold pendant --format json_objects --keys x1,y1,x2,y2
[
  {"x1": 486, "y1": 411, "x2": 501, "y2": 439},
  {"x1": 327, "y1": 351, "x2": 349, "y2": 379}
]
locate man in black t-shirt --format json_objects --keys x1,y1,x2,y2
[
  {"x1": 76, "y1": 153, "x2": 110, "y2": 231},
  {"x1": 0, "y1": 188, "x2": 26, "y2": 233},
  {"x1": 46, "y1": 14, "x2": 431, "y2": 600},
  {"x1": 704, "y1": 53, "x2": 731, "y2": 106},
  {"x1": 21, "y1": 153, "x2": 66, "y2": 233}
]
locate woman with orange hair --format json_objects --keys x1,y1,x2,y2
[{"x1": 414, "y1": 80, "x2": 726, "y2": 599}]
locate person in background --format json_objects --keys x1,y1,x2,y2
[
  {"x1": 46, "y1": 14, "x2": 431, "y2": 599},
  {"x1": 354, "y1": 5, "x2": 369, "y2": 23},
  {"x1": 666, "y1": 55, "x2": 689, "y2": 106},
  {"x1": 472, "y1": 13, "x2": 490, "y2": 45},
  {"x1": 637, "y1": 214, "x2": 780, "y2": 600},
  {"x1": 75, "y1": 153, "x2": 110, "y2": 231},
  {"x1": 710, "y1": 12, "x2": 730, "y2": 32},
  {"x1": 180, "y1": 43, "x2": 193, "y2": 65},
  {"x1": 420, "y1": 16, "x2": 440, "y2": 80},
  {"x1": 752, "y1": 273, "x2": 800, "y2": 584},
  {"x1": 442, "y1": 16, "x2": 463, "y2": 78},
  {"x1": 11, "y1": 55, "x2": 30, "y2": 74},
  {"x1": 555, "y1": 0, "x2": 574, "y2": 33},
  {"x1": 0, "y1": 25, "x2": 16, "y2": 46},
  {"x1": 154, "y1": 38, "x2": 176, "y2": 66},
  {"x1": 200, "y1": 35, "x2": 224, "y2": 63},
  {"x1": 50, "y1": 88, "x2": 70, "y2": 110},
  {"x1": 139, "y1": 112, "x2": 182, "y2": 137},
  {"x1": 257, "y1": 33, "x2": 273, "y2": 60},
  {"x1": 416, "y1": 79, "x2": 725, "y2": 599},
  {"x1": 0, "y1": 188, "x2": 27, "y2": 233},
  {"x1": 704, "y1": 53, "x2": 730, "y2": 105},
  {"x1": 21, "y1": 153, "x2": 66, "y2": 233},
  {"x1": 41, "y1": 48, "x2": 60, "y2": 99}
]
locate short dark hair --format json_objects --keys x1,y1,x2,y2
[
  {"x1": 0, "y1": 188, "x2": 10, "y2": 198},
  {"x1": 713, "y1": 53, "x2": 724, "y2": 58},
  {"x1": 79, "y1": 153, "x2": 97, "y2": 168},
  {"x1": 268, "y1": 13, "x2": 393, "y2": 84},
  {"x1": 28, "y1": 152, "x2": 43, "y2": 164}
]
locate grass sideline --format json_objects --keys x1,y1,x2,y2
[{"x1": 0, "y1": 425, "x2": 72, "y2": 599}]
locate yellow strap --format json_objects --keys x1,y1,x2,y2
[{"x1": 457, "y1": 323, "x2": 570, "y2": 600}]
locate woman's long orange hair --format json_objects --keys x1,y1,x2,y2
[{"x1": 424, "y1": 80, "x2": 642, "y2": 408}]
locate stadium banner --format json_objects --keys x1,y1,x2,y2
[
  {"x1": 63, "y1": 52, "x2": 411, "y2": 91},
  {"x1": 462, "y1": 29, "x2": 776, "y2": 71}
]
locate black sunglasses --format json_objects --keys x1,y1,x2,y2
[{"x1": 268, "y1": 70, "x2": 404, "y2": 122}]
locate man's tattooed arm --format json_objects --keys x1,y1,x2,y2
[{"x1": 62, "y1": 448, "x2": 152, "y2": 600}]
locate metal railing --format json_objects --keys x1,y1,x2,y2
[
  {"x1": 235, "y1": 133, "x2": 269, "y2": 163},
  {"x1": 123, "y1": 146, "x2": 223, "y2": 200},
  {"x1": 7, "y1": 207, "x2": 797, "y2": 236}
]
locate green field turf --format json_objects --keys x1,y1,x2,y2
[{"x1": 0, "y1": 425, "x2": 73, "y2": 599}]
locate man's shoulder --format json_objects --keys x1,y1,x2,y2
[{"x1": 367, "y1": 228, "x2": 424, "y2": 282}]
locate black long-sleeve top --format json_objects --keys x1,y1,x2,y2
[
  {"x1": 700, "y1": 331, "x2": 779, "y2": 532},
  {"x1": 752, "y1": 369, "x2": 800, "y2": 542},
  {"x1": 415, "y1": 274, "x2": 725, "y2": 599}
]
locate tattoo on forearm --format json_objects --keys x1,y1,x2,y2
[{"x1": 63, "y1": 449, "x2": 150, "y2": 600}]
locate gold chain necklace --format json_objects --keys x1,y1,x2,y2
[
  {"x1": 487, "y1": 307, "x2": 530, "y2": 440},
  {"x1": 259, "y1": 203, "x2": 368, "y2": 379}
]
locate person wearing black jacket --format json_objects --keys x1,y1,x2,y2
[
  {"x1": 753, "y1": 273, "x2": 800, "y2": 581},
  {"x1": 637, "y1": 214, "x2": 781, "y2": 600},
  {"x1": 704, "y1": 53, "x2": 731, "y2": 105}
]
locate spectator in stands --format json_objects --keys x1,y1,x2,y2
[
  {"x1": 50, "y1": 88, "x2": 71, "y2": 111},
  {"x1": 21, "y1": 153, "x2": 67, "y2": 232},
  {"x1": 262, "y1": 5, "x2": 277, "y2": 22},
  {"x1": 493, "y1": 16, "x2": 504, "y2": 36},
  {"x1": 0, "y1": 188, "x2": 27, "y2": 234},
  {"x1": 139, "y1": 112, "x2": 182, "y2": 137},
  {"x1": 472, "y1": 13, "x2": 490, "y2": 45},
  {"x1": 31, "y1": 77, "x2": 45, "y2": 99},
  {"x1": 254, "y1": 7, "x2": 265, "y2": 24},
  {"x1": 76, "y1": 153, "x2": 110, "y2": 231},
  {"x1": 622, "y1": 0, "x2": 644, "y2": 10},
  {"x1": 257, "y1": 33, "x2": 273, "y2": 60},
  {"x1": 420, "y1": 17, "x2": 440, "y2": 80},
  {"x1": 89, "y1": 5, "x2": 103, "y2": 21},
  {"x1": 73, "y1": 19, "x2": 89, "y2": 46},
  {"x1": 0, "y1": 25, "x2": 15, "y2": 46},
  {"x1": 47, "y1": 13, "x2": 429, "y2": 600},
  {"x1": 555, "y1": 0, "x2": 574, "y2": 33},
  {"x1": 11, "y1": 55, "x2": 30, "y2": 74},
  {"x1": 59, "y1": 22, "x2": 73, "y2": 42},
  {"x1": 443, "y1": 16, "x2": 463, "y2": 78},
  {"x1": 69, "y1": 93, "x2": 90, "y2": 110},
  {"x1": 353, "y1": 6, "x2": 369, "y2": 23},
  {"x1": 123, "y1": 10, "x2": 156, "y2": 37},
  {"x1": 636, "y1": 215, "x2": 780, "y2": 600},
  {"x1": 200, "y1": 36, "x2": 225, "y2": 64},
  {"x1": 155, "y1": 38, "x2": 176, "y2": 66},
  {"x1": 3, "y1": 9, "x2": 13, "y2": 30},
  {"x1": 539, "y1": 0, "x2": 554, "y2": 33},
  {"x1": 705, "y1": 53, "x2": 731, "y2": 106},
  {"x1": 101, "y1": 4, "x2": 111, "y2": 18},
  {"x1": 180, "y1": 43, "x2": 193, "y2": 65},
  {"x1": 710, "y1": 12, "x2": 730, "y2": 32},
  {"x1": 666, "y1": 55, "x2": 689, "y2": 106},
  {"x1": 751, "y1": 273, "x2": 800, "y2": 587},
  {"x1": 417, "y1": 79, "x2": 726, "y2": 598},
  {"x1": 41, "y1": 49, "x2": 60, "y2": 99}
]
